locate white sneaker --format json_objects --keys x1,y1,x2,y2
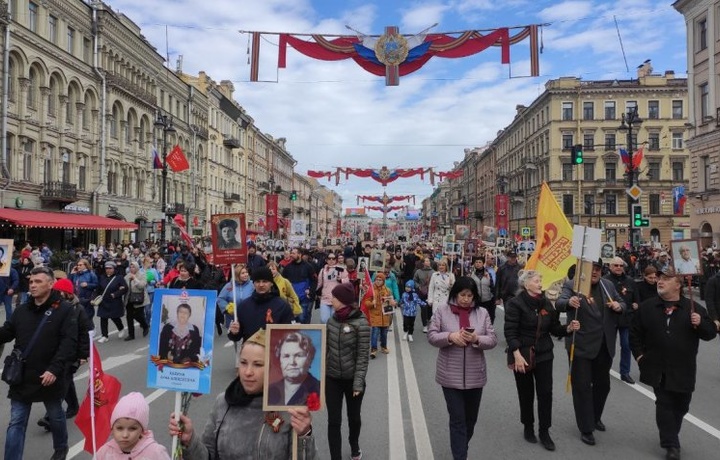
[
  {"x1": 403, "y1": 332, "x2": 408, "y2": 341},
  {"x1": 388, "y1": 326, "x2": 393, "y2": 332},
  {"x1": 408, "y1": 334, "x2": 414, "y2": 342},
  {"x1": 118, "y1": 329, "x2": 128, "y2": 339},
  {"x1": 97, "y1": 336, "x2": 109, "y2": 343},
  {"x1": 422, "y1": 326, "x2": 428, "y2": 333}
]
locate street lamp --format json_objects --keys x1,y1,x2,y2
[
  {"x1": 618, "y1": 106, "x2": 643, "y2": 247},
  {"x1": 154, "y1": 112, "x2": 176, "y2": 244}
]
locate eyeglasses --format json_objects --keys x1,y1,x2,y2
[{"x1": 327, "y1": 257, "x2": 336, "y2": 260}]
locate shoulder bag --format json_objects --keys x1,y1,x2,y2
[
  {"x1": 128, "y1": 281, "x2": 145, "y2": 305},
  {"x1": 91, "y1": 276, "x2": 115, "y2": 307},
  {"x1": 2, "y1": 309, "x2": 53, "y2": 385},
  {"x1": 507, "y1": 308, "x2": 543, "y2": 371}
]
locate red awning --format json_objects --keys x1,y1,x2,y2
[{"x1": 0, "y1": 208, "x2": 138, "y2": 230}]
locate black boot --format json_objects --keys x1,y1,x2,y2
[
  {"x1": 539, "y1": 430, "x2": 556, "y2": 451},
  {"x1": 524, "y1": 425, "x2": 537, "y2": 443},
  {"x1": 50, "y1": 447, "x2": 68, "y2": 460}
]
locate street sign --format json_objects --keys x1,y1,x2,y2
[
  {"x1": 521, "y1": 227, "x2": 531, "y2": 237},
  {"x1": 626, "y1": 185, "x2": 643, "y2": 200}
]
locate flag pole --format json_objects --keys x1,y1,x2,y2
[
  {"x1": 567, "y1": 227, "x2": 589, "y2": 393},
  {"x1": 88, "y1": 330, "x2": 97, "y2": 457},
  {"x1": 171, "y1": 392, "x2": 182, "y2": 459},
  {"x1": 231, "y1": 264, "x2": 238, "y2": 323}
]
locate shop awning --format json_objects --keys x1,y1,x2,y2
[{"x1": 0, "y1": 208, "x2": 138, "y2": 230}]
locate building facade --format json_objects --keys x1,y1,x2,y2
[{"x1": 674, "y1": 0, "x2": 720, "y2": 250}]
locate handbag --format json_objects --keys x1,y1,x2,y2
[
  {"x1": 506, "y1": 308, "x2": 543, "y2": 372},
  {"x1": 2, "y1": 309, "x2": 53, "y2": 385},
  {"x1": 128, "y1": 281, "x2": 144, "y2": 305},
  {"x1": 91, "y1": 276, "x2": 115, "y2": 307}
]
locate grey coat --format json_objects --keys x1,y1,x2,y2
[
  {"x1": 556, "y1": 279, "x2": 626, "y2": 359},
  {"x1": 325, "y1": 309, "x2": 371, "y2": 392}
]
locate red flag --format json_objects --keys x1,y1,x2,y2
[
  {"x1": 75, "y1": 344, "x2": 121, "y2": 454},
  {"x1": 173, "y1": 214, "x2": 194, "y2": 247},
  {"x1": 166, "y1": 145, "x2": 190, "y2": 172}
]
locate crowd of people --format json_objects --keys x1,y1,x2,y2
[{"x1": 0, "y1": 237, "x2": 718, "y2": 459}]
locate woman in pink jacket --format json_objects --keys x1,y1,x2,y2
[{"x1": 428, "y1": 276, "x2": 497, "y2": 460}]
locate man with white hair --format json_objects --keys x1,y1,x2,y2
[{"x1": 604, "y1": 257, "x2": 640, "y2": 384}]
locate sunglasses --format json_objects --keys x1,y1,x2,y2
[{"x1": 327, "y1": 257, "x2": 336, "y2": 260}]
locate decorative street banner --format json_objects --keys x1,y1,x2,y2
[
  {"x1": 210, "y1": 213, "x2": 247, "y2": 265},
  {"x1": 245, "y1": 24, "x2": 541, "y2": 86},
  {"x1": 308, "y1": 166, "x2": 462, "y2": 186},
  {"x1": 147, "y1": 289, "x2": 217, "y2": 394},
  {"x1": 357, "y1": 193, "x2": 415, "y2": 205},
  {"x1": 495, "y1": 195, "x2": 509, "y2": 236},
  {"x1": 266, "y1": 194, "x2": 279, "y2": 232}
]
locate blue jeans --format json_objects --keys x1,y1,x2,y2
[
  {"x1": 5, "y1": 398, "x2": 68, "y2": 459},
  {"x1": 618, "y1": 327, "x2": 631, "y2": 376},
  {"x1": 3, "y1": 294, "x2": 13, "y2": 318},
  {"x1": 300, "y1": 300, "x2": 312, "y2": 324},
  {"x1": 320, "y1": 303, "x2": 333, "y2": 324},
  {"x1": 371, "y1": 326, "x2": 388, "y2": 350},
  {"x1": 17, "y1": 292, "x2": 29, "y2": 307}
]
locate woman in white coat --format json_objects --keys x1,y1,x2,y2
[{"x1": 427, "y1": 258, "x2": 455, "y2": 315}]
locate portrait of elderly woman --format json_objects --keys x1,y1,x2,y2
[
  {"x1": 158, "y1": 303, "x2": 202, "y2": 364},
  {"x1": 266, "y1": 329, "x2": 323, "y2": 409}
]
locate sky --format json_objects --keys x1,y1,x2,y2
[{"x1": 106, "y1": 0, "x2": 688, "y2": 216}]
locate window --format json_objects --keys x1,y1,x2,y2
[
  {"x1": 62, "y1": 151, "x2": 70, "y2": 183},
  {"x1": 28, "y1": 2, "x2": 38, "y2": 33},
  {"x1": 605, "y1": 162, "x2": 616, "y2": 182},
  {"x1": 649, "y1": 194, "x2": 660, "y2": 215},
  {"x1": 562, "y1": 133, "x2": 573, "y2": 150},
  {"x1": 648, "y1": 161, "x2": 661, "y2": 180},
  {"x1": 698, "y1": 18, "x2": 707, "y2": 50},
  {"x1": 122, "y1": 173, "x2": 130, "y2": 197},
  {"x1": 563, "y1": 195, "x2": 574, "y2": 215},
  {"x1": 672, "y1": 132, "x2": 684, "y2": 149},
  {"x1": 625, "y1": 100, "x2": 637, "y2": 114},
  {"x1": 583, "y1": 162, "x2": 595, "y2": 181},
  {"x1": 7, "y1": 60, "x2": 15, "y2": 101},
  {"x1": 584, "y1": 195, "x2": 595, "y2": 215},
  {"x1": 672, "y1": 161, "x2": 684, "y2": 181},
  {"x1": 605, "y1": 133, "x2": 616, "y2": 151},
  {"x1": 83, "y1": 38, "x2": 91, "y2": 63},
  {"x1": 700, "y1": 83, "x2": 709, "y2": 118},
  {"x1": 583, "y1": 102, "x2": 594, "y2": 120},
  {"x1": 562, "y1": 163, "x2": 573, "y2": 181},
  {"x1": 562, "y1": 102, "x2": 573, "y2": 121},
  {"x1": 78, "y1": 157, "x2": 86, "y2": 190},
  {"x1": 648, "y1": 100, "x2": 659, "y2": 119},
  {"x1": 67, "y1": 27, "x2": 75, "y2": 54},
  {"x1": 604, "y1": 101, "x2": 616, "y2": 120},
  {"x1": 672, "y1": 100, "x2": 683, "y2": 119},
  {"x1": 27, "y1": 68, "x2": 37, "y2": 109},
  {"x1": 23, "y1": 140, "x2": 33, "y2": 182},
  {"x1": 583, "y1": 133, "x2": 594, "y2": 150},
  {"x1": 605, "y1": 194, "x2": 617, "y2": 215},
  {"x1": 703, "y1": 156, "x2": 711, "y2": 191},
  {"x1": 48, "y1": 15, "x2": 58, "y2": 44},
  {"x1": 648, "y1": 132, "x2": 660, "y2": 150}
]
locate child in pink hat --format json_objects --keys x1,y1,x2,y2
[{"x1": 96, "y1": 392, "x2": 171, "y2": 459}]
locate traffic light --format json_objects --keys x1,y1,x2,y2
[
  {"x1": 571, "y1": 144, "x2": 584, "y2": 165},
  {"x1": 290, "y1": 190, "x2": 298, "y2": 201},
  {"x1": 631, "y1": 204, "x2": 650, "y2": 228}
]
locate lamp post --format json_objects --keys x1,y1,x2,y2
[
  {"x1": 618, "y1": 106, "x2": 642, "y2": 247},
  {"x1": 154, "y1": 113, "x2": 175, "y2": 244}
]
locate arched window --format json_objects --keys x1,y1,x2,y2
[
  {"x1": 8, "y1": 59, "x2": 16, "y2": 101},
  {"x1": 110, "y1": 104, "x2": 120, "y2": 138},
  {"x1": 27, "y1": 67, "x2": 38, "y2": 109},
  {"x1": 67, "y1": 84, "x2": 79, "y2": 125},
  {"x1": 48, "y1": 76, "x2": 59, "y2": 117}
]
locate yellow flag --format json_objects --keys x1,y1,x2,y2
[{"x1": 525, "y1": 182, "x2": 574, "y2": 290}]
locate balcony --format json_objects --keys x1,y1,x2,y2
[
  {"x1": 223, "y1": 135, "x2": 241, "y2": 149},
  {"x1": 223, "y1": 192, "x2": 241, "y2": 202},
  {"x1": 40, "y1": 181, "x2": 77, "y2": 203},
  {"x1": 165, "y1": 202, "x2": 185, "y2": 215}
]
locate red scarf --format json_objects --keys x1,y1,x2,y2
[
  {"x1": 450, "y1": 303, "x2": 472, "y2": 329},
  {"x1": 334, "y1": 306, "x2": 354, "y2": 322}
]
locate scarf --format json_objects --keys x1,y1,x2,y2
[
  {"x1": 224, "y1": 377, "x2": 262, "y2": 407},
  {"x1": 334, "y1": 305, "x2": 354, "y2": 322},
  {"x1": 520, "y1": 290, "x2": 546, "y2": 313},
  {"x1": 449, "y1": 302, "x2": 472, "y2": 329}
]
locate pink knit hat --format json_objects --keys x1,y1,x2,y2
[{"x1": 111, "y1": 392, "x2": 149, "y2": 430}]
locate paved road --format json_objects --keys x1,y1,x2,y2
[{"x1": 1, "y1": 301, "x2": 719, "y2": 459}]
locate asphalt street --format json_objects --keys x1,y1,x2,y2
[{"x1": 1, "y1": 300, "x2": 719, "y2": 459}]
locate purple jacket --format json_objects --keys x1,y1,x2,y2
[{"x1": 427, "y1": 303, "x2": 498, "y2": 389}]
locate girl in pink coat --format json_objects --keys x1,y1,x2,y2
[{"x1": 96, "y1": 392, "x2": 171, "y2": 460}]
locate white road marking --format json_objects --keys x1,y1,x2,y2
[
  {"x1": 396, "y1": 310, "x2": 434, "y2": 459},
  {"x1": 386, "y1": 321, "x2": 407, "y2": 459}
]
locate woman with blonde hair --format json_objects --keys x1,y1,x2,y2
[
  {"x1": 216, "y1": 264, "x2": 253, "y2": 329},
  {"x1": 268, "y1": 261, "x2": 302, "y2": 317},
  {"x1": 427, "y1": 258, "x2": 455, "y2": 314}
]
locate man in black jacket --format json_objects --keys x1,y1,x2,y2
[
  {"x1": 556, "y1": 259, "x2": 625, "y2": 446},
  {"x1": 604, "y1": 257, "x2": 640, "y2": 384},
  {"x1": 704, "y1": 270, "x2": 720, "y2": 334},
  {"x1": 0, "y1": 266, "x2": 78, "y2": 460},
  {"x1": 281, "y1": 247, "x2": 316, "y2": 324},
  {"x1": 630, "y1": 267, "x2": 716, "y2": 460}
]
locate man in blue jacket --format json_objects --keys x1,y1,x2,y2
[
  {"x1": 281, "y1": 247, "x2": 316, "y2": 323},
  {"x1": 0, "y1": 266, "x2": 20, "y2": 319}
]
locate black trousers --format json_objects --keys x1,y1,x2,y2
[
  {"x1": 513, "y1": 358, "x2": 554, "y2": 431},
  {"x1": 480, "y1": 300, "x2": 496, "y2": 324},
  {"x1": 403, "y1": 315, "x2": 416, "y2": 335},
  {"x1": 442, "y1": 386, "x2": 483, "y2": 460},
  {"x1": 100, "y1": 317, "x2": 124, "y2": 337},
  {"x1": 654, "y1": 386, "x2": 692, "y2": 449},
  {"x1": 125, "y1": 303, "x2": 149, "y2": 338},
  {"x1": 325, "y1": 376, "x2": 364, "y2": 460},
  {"x1": 420, "y1": 304, "x2": 432, "y2": 327},
  {"x1": 569, "y1": 344, "x2": 613, "y2": 434}
]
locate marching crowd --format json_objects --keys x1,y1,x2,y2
[{"x1": 0, "y1": 238, "x2": 718, "y2": 459}]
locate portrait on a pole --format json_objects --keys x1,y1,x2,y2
[
  {"x1": 263, "y1": 324, "x2": 326, "y2": 412},
  {"x1": 147, "y1": 289, "x2": 217, "y2": 394},
  {"x1": 670, "y1": 239, "x2": 702, "y2": 276},
  {"x1": 211, "y1": 213, "x2": 247, "y2": 265}
]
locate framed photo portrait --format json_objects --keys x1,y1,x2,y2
[
  {"x1": 600, "y1": 242, "x2": 615, "y2": 263},
  {"x1": 147, "y1": 289, "x2": 218, "y2": 394},
  {"x1": 211, "y1": 213, "x2": 247, "y2": 265},
  {"x1": 382, "y1": 296, "x2": 394, "y2": 315},
  {"x1": 369, "y1": 249, "x2": 386, "y2": 272},
  {"x1": 670, "y1": 239, "x2": 702, "y2": 276},
  {"x1": 443, "y1": 242, "x2": 455, "y2": 255},
  {"x1": 264, "y1": 324, "x2": 327, "y2": 412},
  {"x1": 357, "y1": 257, "x2": 369, "y2": 276},
  {"x1": 0, "y1": 239, "x2": 14, "y2": 277}
]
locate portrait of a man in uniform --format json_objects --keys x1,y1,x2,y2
[{"x1": 217, "y1": 219, "x2": 242, "y2": 249}]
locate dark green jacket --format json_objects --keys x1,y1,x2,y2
[{"x1": 325, "y1": 309, "x2": 371, "y2": 392}]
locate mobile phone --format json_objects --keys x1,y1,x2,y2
[{"x1": 465, "y1": 327, "x2": 475, "y2": 333}]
